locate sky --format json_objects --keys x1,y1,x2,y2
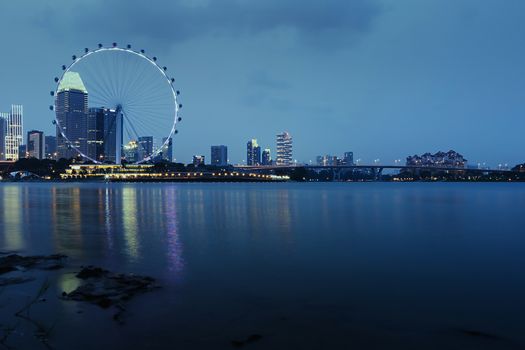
[{"x1": 0, "y1": 0, "x2": 524, "y2": 166}]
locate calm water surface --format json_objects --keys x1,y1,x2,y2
[{"x1": 0, "y1": 182, "x2": 524, "y2": 349}]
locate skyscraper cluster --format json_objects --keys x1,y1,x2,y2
[
  {"x1": 316, "y1": 152, "x2": 354, "y2": 166},
  {"x1": 243, "y1": 132, "x2": 292, "y2": 166},
  {"x1": 55, "y1": 72, "x2": 126, "y2": 163},
  {"x1": 0, "y1": 105, "x2": 23, "y2": 161}
]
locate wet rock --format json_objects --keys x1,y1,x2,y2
[
  {"x1": 76, "y1": 266, "x2": 108, "y2": 279},
  {"x1": 0, "y1": 254, "x2": 67, "y2": 275},
  {"x1": 63, "y1": 266, "x2": 158, "y2": 313}
]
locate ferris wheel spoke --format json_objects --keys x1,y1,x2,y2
[
  {"x1": 54, "y1": 46, "x2": 180, "y2": 164},
  {"x1": 121, "y1": 110, "x2": 153, "y2": 157},
  {"x1": 81, "y1": 60, "x2": 116, "y2": 102}
]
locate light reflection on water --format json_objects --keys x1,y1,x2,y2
[
  {"x1": 1, "y1": 185, "x2": 23, "y2": 250},
  {"x1": 1, "y1": 183, "x2": 525, "y2": 349}
]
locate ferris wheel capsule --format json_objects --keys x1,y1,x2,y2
[
  {"x1": 112, "y1": 42, "x2": 117, "y2": 47},
  {"x1": 49, "y1": 105, "x2": 54, "y2": 111},
  {"x1": 72, "y1": 55, "x2": 76, "y2": 60},
  {"x1": 98, "y1": 43, "x2": 103, "y2": 48},
  {"x1": 84, "y1": 48, "x2": 89, "y2": 53},
  {"x1": 62, "y1": 65, "x2": 66, "y2": 70},
  {"x1": 127, "y1": 44, "x2": 131, "y2": 49}
]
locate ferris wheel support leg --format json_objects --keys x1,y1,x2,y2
[{"x1": 116, "y1": 105, "x2": 123, "y2": 165}]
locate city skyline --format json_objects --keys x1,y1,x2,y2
[{"x1": 1, "y1": 1, "x2": 525, "y2": 166}]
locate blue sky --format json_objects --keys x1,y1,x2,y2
[{"x1": 0, "y1": 0, "x2": 524, "y2": 166}]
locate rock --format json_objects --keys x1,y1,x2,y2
[
  {"x1": 76, "y1": 266, "x2": 108, "y2": 279},
  {"x1": 0, "y1": 254, "x2": 67, "y2": 275},
  {"x1": 63, "y1": 266, "x2": 158, "y2": 314}
]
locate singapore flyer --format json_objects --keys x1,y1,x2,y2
[{"x1": 51, "y1": 43, "x2": 182, "y2": 164}]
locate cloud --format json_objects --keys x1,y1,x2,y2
[{"x1": 32, "y1": 0, "x2": 382, "y2": 49}]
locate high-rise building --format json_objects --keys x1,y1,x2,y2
[
  {"x1": 161, "y1": 137, "x2": 173, "y2": 162},
  {"x1": 123, "y1": 140, "x2": 139, "y2": 163},
  {"x1": 246, "y1": 139, "x2": 261, "y2": 165},
  {"x1": 276, "y1": 131, "x2": 292, "y2": 165},
  {"x1": 262, "y1": 148, "x2": 271, "y2": 165},
  {"x1": 317, "y1": 155, "x2": 339, "y2": 166},
  {"x1": 343, "y1": 152, "x2": 354, "y2": 166},
  {"x1": 45, "y1": 136, "x2": 57, "y2": 159},
  {"x1": 55, "y1": 72, "x2": 88, "y2": 160},
  {"x1": 193, "y1": 155, "x2": 205, "y2": 166},
  {"x1": 102, "y1": 109, "x2": 123, "y2": 164},
  {"x1": 138, "y1": 136, "x2": 153, "y2": 161},
  {"x1": 18, "y1": 144, "x2": 27, "y2": 160},
  {"x1": 27, "y1": 130, "x2": 45, "y2": 159},
  {"x1": 0, "y1": 113, "x2": 6, "y2": 160},
  {"x1": 87, "y1": 107, "x2": 105, "y2": 161},
  {"x1": 211, "y1": 145, "x2": 228, "y2": 166},
  {"x1": 4, "y1": 105, "x2": 23, "y2": 161}
]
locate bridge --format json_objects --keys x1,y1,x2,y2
[{"x1": 233, "y1": 164, "x2": 517, "y2": 180}]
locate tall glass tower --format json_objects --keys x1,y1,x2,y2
[
  {"x1": 4, "y1": 105, "x2": 23, "y2": 161},
  {"x1": 55, "y1": 72, "x2": 88, "y2": 160},
  {"x1": 246, "y1": 139, "x2": 261, "y2": 165},
  {"x1": 103, "y1": 109, "x2": 122, "y2": 164}
]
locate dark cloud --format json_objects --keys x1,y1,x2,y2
[{"x1": 33, "y1": 0, "x2": 382, "y2": 48}]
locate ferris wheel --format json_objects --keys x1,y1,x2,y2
[{"x1": 50, "y1": 43, "x2": 182, "y2": 164}]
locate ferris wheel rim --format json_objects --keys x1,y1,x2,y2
[{"x1": 52, "y1": 44, "x2": 180, "y2": 164}]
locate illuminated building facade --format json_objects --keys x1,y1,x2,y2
[
  {"x1": 55, "y1": 72, "x2": 88, "y2": 160},
  {"x1": 211, "y1": 145, "x2": 228, "y2": 166},
  {"x1": 27, "y1": 130, "x2": 45, "y2": 159},
  {"x1": 3, "y1": 105, "x2": 23, "y2": 161},
  {"x1": 45, "y1": 136, "x2": 57, "y2": 159},
  {"x1": 0, "y1": 113, "x2": 6, "y2": 160},
  {"x1": 138, "y1": 136, "x2": 153, "y2": 161},
  {"x1": 193, "y1": 155, "x2": 205, "y2": 166},
  {"x1": 262, "y1": 148, "x2": 271, "y2": 165},
  {"x1": 246, "y1": 139, "x2": 261, "y2": 165},
  {"x1": 276, "y1": 131, "x2": 292, "y2": 165}
]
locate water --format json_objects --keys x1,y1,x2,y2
[{"x1": 0, "y1": 182, "x2": 524, "y2": 349}]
